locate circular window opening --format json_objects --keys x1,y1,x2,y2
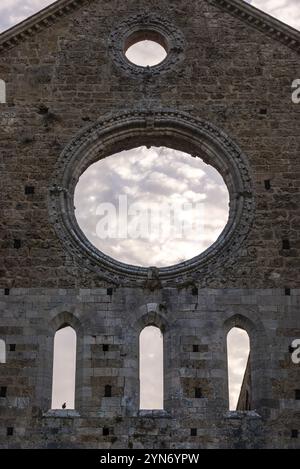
[
  {"x1": 124, "y1": 31, "x2": 168, "y2": 67},
  {"x1": 74, "y1": 146, "x2": 230, "y2": 268}
]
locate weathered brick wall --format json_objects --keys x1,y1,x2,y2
[{"x1": 0, "y1": 0, "x2": 299, "y2": 449}]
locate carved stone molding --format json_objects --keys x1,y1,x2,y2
[
  {"x1": 48, "y1": 109, "x2": 255, "y2": 287},
  {"x1": 108, "y1": 13, "x2": 185, "y2": 77},
  {"x1": 0, "y1": 0, "x2": 87, "y2": 52},
  {"x1": 209, "y1": 0, "x2": 300, "y2": 53}
]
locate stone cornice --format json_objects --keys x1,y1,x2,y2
[
  {"x1": 209, "y1": 0, "x2": 300, "y2": 54},
  {"x1": 0, "y1": 0, "x2": 299, "y2": 54},
  {"x1": 0, "y1": 0, "x2": 86, "y2": 52}
]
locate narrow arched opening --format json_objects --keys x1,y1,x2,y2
[
  {"x1": 227, "y1": 327, "x2": 251, "y2": 411},
  {"x1": 51, "y1": 325, "x2": 77, "y2": 410},
  {"x1": 139, "y1": 325, "x2": 164, "y2": 410}
]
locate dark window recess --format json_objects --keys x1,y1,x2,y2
[
  {"x1": 192, "y1": 287, "x2": 198, "y2": 296},
  {"x1": 7, "y1": 427, "x2": 13, "y2": 436},
  {"x1": 104, "y1": 385, "x2": 112, "y2": 397},
  {"x1": 107, "y1": 288, "x2": 113, "y2": 296},
  {"x1": 295, "y1": 390, "x2": 300, "y2": 400},
  {"x1": 4, "y1": 288, "x2": 10, "y2": 296},
  {"x1": 195, "y1": 387, "x2": 202, "y2": 398},
  {"x1": 291, "y1": 429, "x2": 299, "y2": 439},
  {"x1": 9, "y1": 344, "x2": 16, "y2": 352},
  {"x1": 25, "y1": 186, "x2": 35, "y2": 195},
  {"x1": 0, "y1": 386, "x2": 7, "y2": 397},
  {"x1": 103, "y1": 344, "x2": 109, "y2": 352},
  {"x1": 193, "y1": 344, "x2": 199, "y2": 353},
  {"x1": 191, "y1": 428, "x2": 197, "y2": 436},
  {"x1": 103, "y1": 427, "x2": 110, "y2": 436},
  {"x1": 13, "y1": 239, "x2": 21, "y2": 249},
  {"x1": 259, "y1": 108, "x2": 267, "y2": 115},
  {"x1": 264, "y1": 180, "x2": 271, "y2": 190},
  {"x1": 285, "y1": 288, "x2": 291, "y2": 296},
  {"x1": 282, "y1": 239, "x2": 290, "y2": 250}
]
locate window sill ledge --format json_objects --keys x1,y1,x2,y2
[
  {"x1": 43, "y1": 409, "x2": 80, "y2": 418},
  {"x1": 138, "y1": 409, "x2": 171, "y2": 419},
  {"x1": 224, "y1": 410, "x2": 261, "y2": 420}
]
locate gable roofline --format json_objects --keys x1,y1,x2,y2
[
  {"x1": 0, "y1": 0, "x2": 86, "y2": 52},
  {"x1": 0, "y1": 0, "x2": 299, "y2": 54},
  {"x1": 209, "y1": 0, "x2": 300, "y2": 53}
]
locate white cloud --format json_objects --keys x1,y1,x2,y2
[
  {"x1": 0, "y1": 1, "x2": 55, "y2": 32},
  {"x1": 250, "y1": 0, "x2": 300, "y2": 31},
  {"x1": 74, "y1": 147, "x2": 230, "y2": 267},
  {"x1": 126, "y1": 40, "x2": 167, "y2": 67}
]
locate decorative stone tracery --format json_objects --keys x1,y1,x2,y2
[
  {"x1": 108, "y1": 14, "x2": 185, "y2": 77},
  {"x1": 49, "y1": 109, "x2": 255, "y2": 287}
]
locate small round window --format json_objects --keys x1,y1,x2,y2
[
  {"x1": 125, "y1": 31, "x2": 168, "y2": 67},
  {"x1": 109, "y1": 15, "x2": 184, "y2": 76}
]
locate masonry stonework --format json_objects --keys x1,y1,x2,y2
[{"x1": 0, "y1": 0, "x2": 299, "y2": 449}]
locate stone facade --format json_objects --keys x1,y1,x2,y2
[{"x1": 0, "y1": 0, "x2": 299, "y2": 449}]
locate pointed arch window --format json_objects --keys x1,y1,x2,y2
[
  {"x1": 51, "y1": 325, "x2": 77, "y2": 409},
  {"x1": 139, "y1": 325, "x2": 164, "y2": 410},
  {"x1": 227, "y1": 327, "x2": 250, "y2": 411}
]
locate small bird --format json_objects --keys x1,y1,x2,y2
[{"x1": 62, "y1": 402, "x2": 66, "y2": 409}]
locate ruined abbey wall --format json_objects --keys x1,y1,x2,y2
[{"x1": 0, "y1": 0, "x2": 299, "y2": 448}]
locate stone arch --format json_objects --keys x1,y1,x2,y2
[
  {"x1": 139, "y1": 324, "x2": 164, "y2": 410},
  {"x1": 51, "y1": 324, "x2": 77, "y2": 409},
  {"x1": 132, "y1": 303, "x2": 171, "y2": 412},
  {"x1": 37, "y1": 310, "x2": 85, "y2": 412},
  {"x1": 224, "y1": 313, "x2": 261, "y2": 338},
  {"x1": 49, "y1": 109, "x2": 254, "y2": 287},
  {"x1": 135, "y1": 303, "x2": 169, "y2": 334},
  {"x1": 50, "y1": 310, "x2": 84, "y2": 337},
  {"x1": 226, "y1": 326, "x2": 250, "y2": 410},
  {"x1": 51, "y1": 311, "x2": 84, "y2": 411},
  {"x1": 224, "y1": 313, "x2": 270, "y2": 413}
]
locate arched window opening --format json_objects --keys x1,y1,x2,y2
[
  {"x1": 139, "y1": 325, "x2": 163, "y2": 410},
  {"x1": 0, "y1": 80, "x2": 6, "y2": 104},
  {"x1": 0, "y1": 339, "x2": 6, "y2": 364},
  {"x1": 227, "y1": 327, "x2": 250, "y2": 411},
  {"x1": 51, "y1": 325, "x2": 77, "y2": 410}
]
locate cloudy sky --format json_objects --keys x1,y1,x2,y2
[
  {"x1": 2, "y1": 0, "x2": 296, "y2": 411},
  {"x1": 74, "y1": 147, "x2": 229, "y2": 267}
]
